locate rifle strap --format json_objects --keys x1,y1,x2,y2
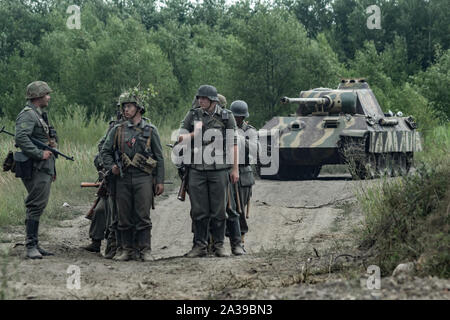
[{"x1": 30, "y1": 107, "x2": 51, "y2": 143}]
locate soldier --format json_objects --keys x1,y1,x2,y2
[
  {"x1": 230, "y1": 100, "x2": 257, "y2": 251},
  {"x1": 15, "y1": 81, "x2": 56, "y2": 259},
  {"x1": 215, "y1": 94, "x2": 245, "y2": 256},
  {"x1": 178, "y1": 85, "x2": 239, "y2": 258},
  {"x1": 82, "y1": 101, "x2": 125, "y2": 256},
  {"x1": 101, "y1": 92, "x2": 164, "y2": 262}
]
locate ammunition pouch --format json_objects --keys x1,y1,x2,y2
[
  {"x1": 2, "y1": 151, "x2": 16, "y2": 173},
  {"x1": 121, "y1": 153, "x2": 133, "y2": 169},
  {"x1": 131, "y1": 153, "x2": 157, "y2": 175},
  {"x1": 121, "y1": 153, "x2": 157, "y2": 174},
  {"x1": 14, "y1": 152, "x2": 33, "y2": 179}
]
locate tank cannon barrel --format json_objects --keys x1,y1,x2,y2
[{"x1": 280, "y1": 97, "x2": 329, "y2": 105}]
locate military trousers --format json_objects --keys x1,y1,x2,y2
[
  {"x1": 115, "y1": 169, "x2": 153, "y2": 232},
  {"x1": 89, "y1": 197, "x2": 107, "y2": 241},
  {"x1": 188, "y1": 168, "x2": 229, "y2": 221},
  {"x1": 21, "y1": 169, "x2": 52, "y2": 222},
  {"x1": 238, "y1": 184, "x2": 252, "y2": 235}
]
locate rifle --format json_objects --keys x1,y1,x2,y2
[
  {"x1": 113, "y1": 149, "x2": 124, "y2": 178},
  {"x1": 177, "y1": 167, "x2": 188, "y2": 201},
  {"x1": 0, "y1": 126, "x2": 75, "y2": 161},
  {"x1": 166, "y1": 143, "x2": 189, "y2": 202},
  {"x1": 231, "y1": 175, "x2": 242, "y2": 215},
  {"x1": 81, "y1": 171, "x2": 109, "y2": 220}
]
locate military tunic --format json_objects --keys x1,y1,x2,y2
[
  {"x1": 15, "y1": 102, "x2": 56, "y2": 222},
  {"x1": 101, "y1": 119, "x2": 164, "y2": 235}
]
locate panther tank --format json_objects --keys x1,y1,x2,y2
[{"x1": 258, "y1": 78, "x2": 422, "y2": 180}]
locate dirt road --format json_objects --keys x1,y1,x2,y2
[{"x1": 1, "y1": 174, "x2": 449, "y2": 300}]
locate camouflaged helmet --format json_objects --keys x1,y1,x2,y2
[
  {"x1": 26, "y1": 81, "x2": 52, "y2": 100},
  {"x1": 230, "y1": 100, "x2": 249, "y2": 118},
  {"x1": 217, "y1": 94, "x2": 227, "y2": 108},
  {"x1": 118, "y1": 92, "x2": 145, "y2": 114},
  {"x1": 196, "y1": 85, "x2": 219, "y2": 102}
]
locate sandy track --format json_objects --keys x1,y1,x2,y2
[{"x1": 1, "y1": 174, "x2": 448, "y2": 300}]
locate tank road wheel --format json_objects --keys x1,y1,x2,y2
[
  {"x1": 397, "y1": 153, "x2": 408, "y2": 176},
  {"x1": 365, "y1": 153, "x2": 378, "y2": 179},
  {"x1": 339, "y1": 136, "x2": 368, "y2": 180},
  {"x1": 376, "y1": 153, "x2": 387, "y2": 177},
  {"x1": 385, "y1": 153, "x2": 394, "y2": 177},
  {"x1": 391, "y1": 153, "x2": 402, "y2": 177},
  {"x1": 405, "y1": 153, "x2": 413, "y2": 173}
]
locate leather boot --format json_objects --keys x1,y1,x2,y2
[
  {"x1": 104, "y1": 239, "x2": 117, "y2": 259},
  {"x1": 241, "y1": 233, "x2": 246, "y2": 252},
  {"x1": 113, "y1": 230, "x2": 134, "y2": 261},
  {"x1": 137, "y1": 229, "x2": 153, "y2": 262},
  {"x1": 82, "y1": 239, "x2": 101, "y2": 253},
  {"x1": 35, "y1": 220, "x2": 54, "y2": 256},
  {"x1": 226, "y1": 219, "x2": 244, "y2": 255},
  {"x1": 185, "y1": 244, "x2": 207, "y2": 258},
  {"x1": 25, "y1": 220, "x2": 42, "y2": 259},
  {"x1": 211, "y1": 219, "x2": 228, "y2": 257},
  {"x1": 185, "y1": 219, "x2": 208, "y2": 258}
]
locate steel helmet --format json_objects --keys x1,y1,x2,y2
[
  {"x1": 26, "y1": 81, "x2": 52, "y2": 100},
  {"x1": 118, "y1": 92, "x2": 145, "y2": 114},
  {"x1": 230, "y1": 100, "x2": 249, "y2": 118},
  {"x1": 196, "y1": 85, "x2": 219, "y2": 102},
  {"x1": 217, "y1": 94, "x2": 227, "y2": 108}
]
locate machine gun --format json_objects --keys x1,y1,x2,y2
[{"x1": 0, "y1": 126, "x2": 75, "y2": 161}]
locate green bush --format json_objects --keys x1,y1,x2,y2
[{"x1": 358, "y1": 124, "x2": 450, "y2": 277}]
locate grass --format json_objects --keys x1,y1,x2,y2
[
  {"x1": 357, "y1": 124, "x2": 450, "y2": 278},
  {"x1": 0, "y1": 248, "x2": 17, "y2": 300},
  {"x1": 0, "y1": 106, "x2": 180, "y2": 228}
]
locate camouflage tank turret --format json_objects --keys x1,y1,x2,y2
[{"x1": 258, "y1": 78, "x2": 422, "y2": 180}]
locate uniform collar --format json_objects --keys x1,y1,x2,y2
[
  {"x1": 201, "y1": 104, "x2": 221, "y2": 116},
  {"x1": 127, "y1": 118, "x2": 146, "y2": 129},
  {"x1": 28, "y1": 102, "x2": 43, "y2": 115}
]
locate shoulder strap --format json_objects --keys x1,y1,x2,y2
[
  {"x1": 113, "y1": 123, "x2": 125, "y2": 153},
  {"x1": 144, "y1": 125, "x2": 153, "y2": 149}
]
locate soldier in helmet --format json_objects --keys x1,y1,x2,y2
[
  {"x1": 230, "y1": 100, "x2": 257, "y2": 251},
  {"x1": 213, "y1": 94, "x2": 245, "y2": 255},
  {"x1": 100, "y1": 92, "x2": 165, "y2": 262},
  {"x1": 15, "y1": 81, "x2": 56, "y2": 259},
  {"x1": 178, "y1": 85, "x2": 239, "y2": 258},
  {"x1": 82, "y1": 99, "x2": 126, "y2": 257}
]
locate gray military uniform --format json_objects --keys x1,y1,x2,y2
[
  {"x1": 101, "y1": 118, "x2": 164, "y2": 258},
  {"x1": 180, "y1": 105, "x2": 237, "y2": 252},
  {"x1": 15, "y1": 102, "x2": 56, "y2": 222}
]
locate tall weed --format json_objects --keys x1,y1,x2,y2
[{"x1": 358, "y1": 124, "x2": 450, "y2": 277}]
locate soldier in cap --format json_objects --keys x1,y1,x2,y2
[
  {"x1": 178, "y1": 85, "x2": 239, "y2": 258},
  {"x1": 101, "y1": 92, "x2": 165, "y2": 261},
  {"x1": 15, "y1": 81, "x2": 56, "y2": 259},
  {"x1": 230, "y1": 100, "x2": 257, "y2": 251}
]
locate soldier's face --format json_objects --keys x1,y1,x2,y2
[
  {"x1": 123, "y1": 103, "x2": 138, "y2": 118},
  {"x1": 198, "y1": 96, "x2": 212, "y2": 109},
  {"x1": 236, "y1": 116, "x2": 244, "y2": 127},
  {"x1": 34, "y1": 94, "x2": 51, "y2": 108}
]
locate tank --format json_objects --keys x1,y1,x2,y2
[{"x1": 258, "y1": 78, "x2": 422, "y2": 180}]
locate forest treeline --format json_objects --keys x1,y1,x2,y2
[{"x1": 0, "y1": 0, "x2": 448, "y2": 128}]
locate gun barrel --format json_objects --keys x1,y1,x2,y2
[
  {"x1": 80, "y1": 182, "x2": 101, "y2": 188},
  {"x1": 280, "y1": 97, "x2": 329, "y2": 105},
  {"x1": 0, "y1": 126, "x2": 15, "y2": 137},
  {"x1": 29, "y1": 136, "x2": 75, "y2": 161}
]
